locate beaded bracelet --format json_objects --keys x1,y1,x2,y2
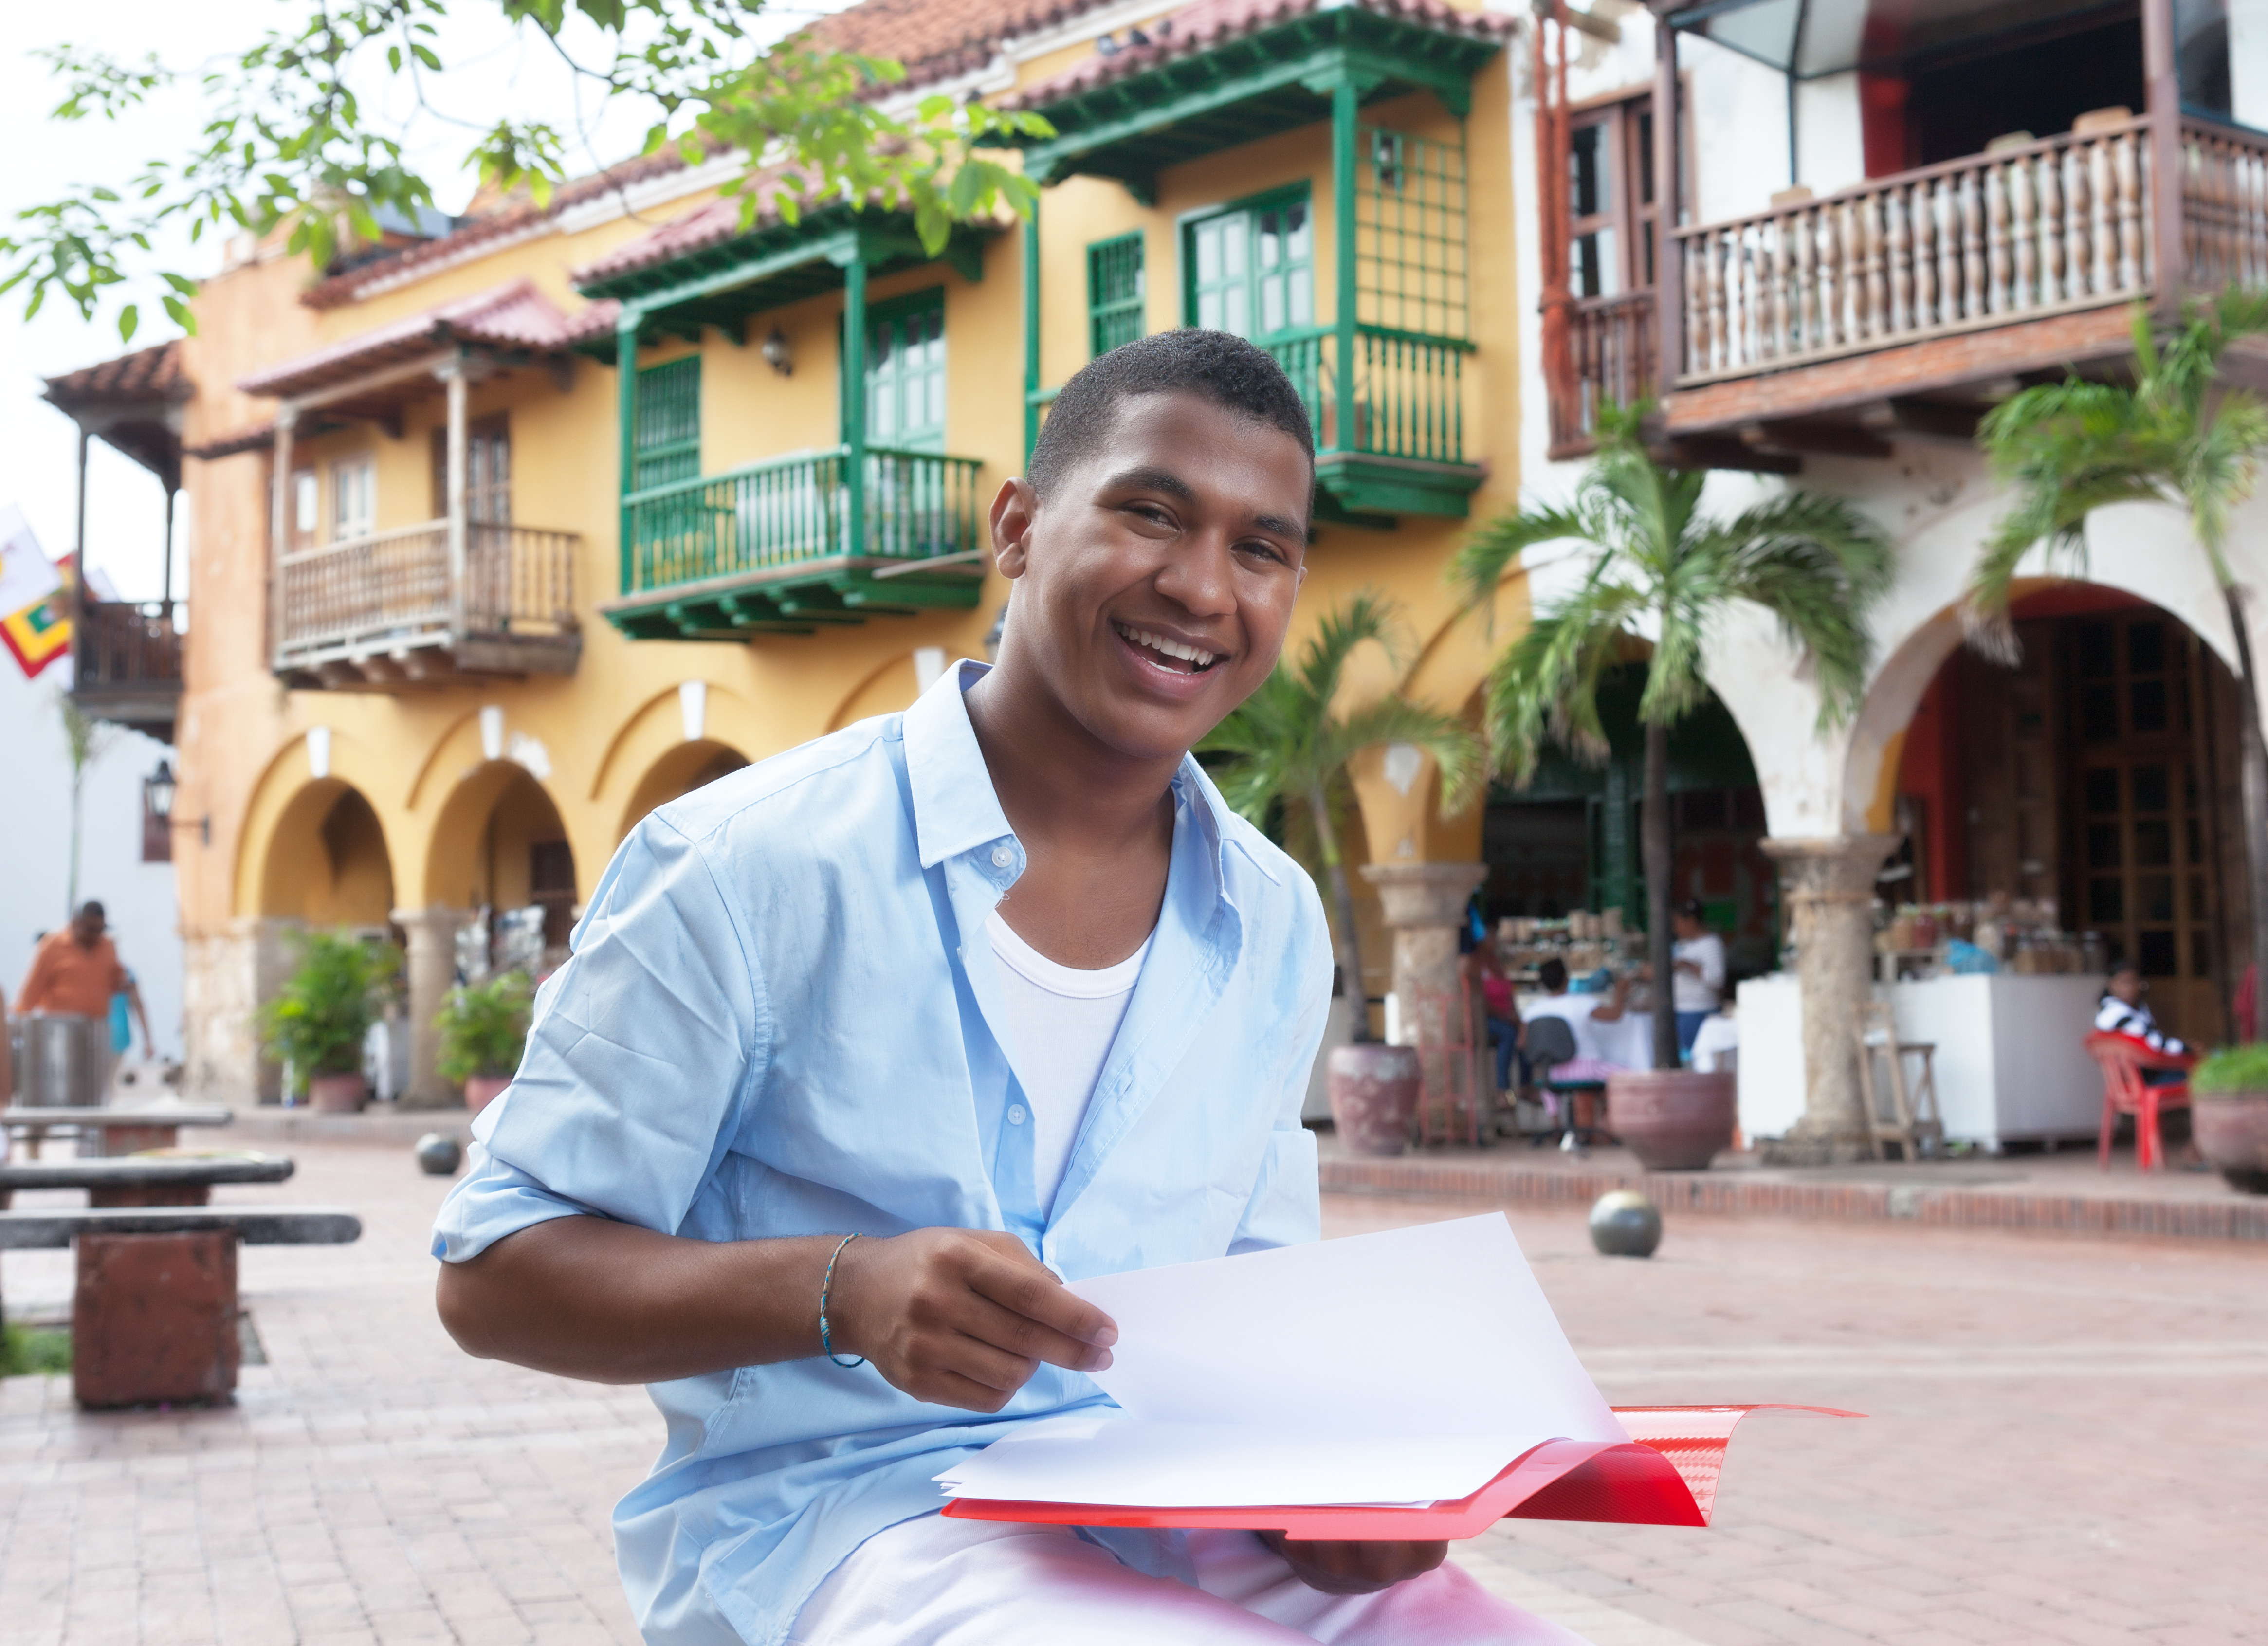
[{"x1": 820, "y1": 1232, "x2": 865, "y2": 1368}]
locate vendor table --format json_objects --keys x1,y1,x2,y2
[{"x1": 1735, "y1": 973, "x2": 2104, "y2": 1150}]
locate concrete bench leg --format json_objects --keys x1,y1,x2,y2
[{"x1": 72, "y1": 1231, "x2": 240, "y2": 1408}]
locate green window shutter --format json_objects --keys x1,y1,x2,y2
[
  {"x1": 1184, "y1": 190, "x2": 1312, "y2": 342},
  {"x1": 634, "y1": 356, "x2": 701, "y2": 490},
  {"x1": 1087, "y1": 233, "x2": 1146, "y2": 356},
  {"x1": 863, "y1": 288, "x2": 947, "y2": 454}
]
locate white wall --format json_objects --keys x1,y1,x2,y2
[
  {"x1": 2234, "y1": 0, "x2": 2268, "y2": 129},
  {"x1": 0, "y1": 652, "x2": 184, "y2": 1060}
]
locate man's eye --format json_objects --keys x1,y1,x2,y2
[{"x1": 1237, "y1": 539, "x2": 1288, "y2": 565}]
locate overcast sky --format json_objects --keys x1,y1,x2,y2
[{"x1": 0, "y1": 0, "x2": 852, "y2": 602}]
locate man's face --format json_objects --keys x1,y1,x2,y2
[
  {"x1": 991, "y1": 391, "x2": 1311, "y2": 761},
  {"x1": 1673, "y1": 914, "x2": 1702, "y2": 941},
  {"x1": 71, "y1": 911, "x2": 104, "y2": 946},
  {"x1": 2109, "y1": 970, "x2": 2143, "y2": 1006}
]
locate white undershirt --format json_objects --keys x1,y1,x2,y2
[{"x1": 985, "y1": 910, "x2": 1151, "y2": 1208}]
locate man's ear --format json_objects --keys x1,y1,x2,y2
[{"x1": 990, "y1": 477, "x2": 1039, "y2": 581}]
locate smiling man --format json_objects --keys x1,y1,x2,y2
[{"x1": 430, "y1": 332, "x2": 1580, "y2": 1646}]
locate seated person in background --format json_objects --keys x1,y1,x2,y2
[
  {"x1": 1669, "y1": 900, "x2": 1727, "y2": 1060},
  {"x1": 1472, "y1": 943, "x2": 1520, "y2": 1095},
  {"x1": 1521, "y1": 961, "x2": 1632, "y2": 1134},
  {"x1": 2096, "y1": 961, "x2": 2192, "y2": 1085}
]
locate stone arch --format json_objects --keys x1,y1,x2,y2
[
  {"x1": 256, "y1": 778, "x2": 397, "y2": 924},
  {"x1": 618, "y1": 739, "x2": 751, "y2": 839},
  {"x1": 423, "y1": 760, "x2": 579, "y2": 913}
]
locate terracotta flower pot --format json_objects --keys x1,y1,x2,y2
[
  {"x1": 1326, "y1": 1042, "x2": 1422, "y2": 1156},
  {"x1": 463, "y1": 1074, "x2": 513, "y2": 1118},
  {"x1": 1607, "y1": 1068, "x2": 1736, "y2": 1171},
  {"x1": 308, "y1": 1072, "x2": 369, "y2": 1114},
  {"x1": 2194, "y1": 1092, "x2": 2268, "y2": 1194}
]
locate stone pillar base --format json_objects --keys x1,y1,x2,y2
[
  {"x1": 1757, "y1": 1133, "x2": 1878, "y2": 1167},
  {"x1": 1761, "y1": 835, "x2": 1897, "y2": 1162},
  {"x1": 1359, "y1": 862, "x2": 1488, "y2": 1112},
  {"x1": 393, "y1": 906, "x2": 473, "y2": 1110}
]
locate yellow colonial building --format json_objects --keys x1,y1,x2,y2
[{"x1": 68, "y1": 0, "x2": 1540, "y2": 1106}]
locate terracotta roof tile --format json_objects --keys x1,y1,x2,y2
[
  {"x1": 1006, "y1": 0, "x2": 1515, "y2": 107},
  {"x1": 814, "y1": 0, "x2": 1130, "y2": 89},
  {"x1": 42, "y1": 340, "x2": 188, "y2": 407},
  {"x1": 238, "y1": 279, "x2": 604, "y2": 400},
  {"x1": 569, "y1": 168, "x2": 803, "y2": 289}
]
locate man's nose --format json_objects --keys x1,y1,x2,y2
[{"x1": 1152, "y1": 534, "x2": 1238, "y2": 617}]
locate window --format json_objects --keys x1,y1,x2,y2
[
  {"x1": 863, "y1": 288, "x2": 947, "y2": 453},
  {"x1": 1186, "y1": 191, "x2": 1312, "y2": 341},
  {"x1": 633, "y1": 356, "x2": 701, "y2": 490},
  {"x1": 1088, "y1": 233, "x2": 1145, "y2": 356},
  {"x1": 1568, "y1": 95, "x2": 1655, "y2": 298},
  {"x1": 431, "y1": 416, "x2": 512, "y2": 523},
  {"x1": 291, "y1": 468, "x2": 319, "y2": 550},
  {"x1": 330, "y1": 457, "x2": 375, "y2": 542}
]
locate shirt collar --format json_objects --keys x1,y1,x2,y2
[{"x1": 899, "y1": 658, "x2": 1275, "y2": 888}]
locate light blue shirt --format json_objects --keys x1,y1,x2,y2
[{"x1": 432, "y1": 662, "x2": 1331, "y2": 1646}]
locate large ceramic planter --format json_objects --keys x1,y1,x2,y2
[
  {"x1": 1607, "y1": 1068, "x2": 1736, "y2": 1171},
  {"x1": 2194, "y1": 1092, "x2": 2268, "y2": 1193},
  {"x1": 1327, "y1": 1042, "x2": 1422, "y2": 1157},
  {"x1": 463, "y1": 1074, "x2": 512, "y2": 1118},
  {"x1": 308, "y1": 1072, "x2": 369, "y2": 1114}
]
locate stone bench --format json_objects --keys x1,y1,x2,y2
[
  {"x1": 3, "y1": 1104, "x2": 235, "y2": 1159},
  {"x1": 0, "y1": 1153, "x2": 293, "y2": 1209},
  {"x1": 0, "y1": 1205, "x2": 361, "y2": 1408}
]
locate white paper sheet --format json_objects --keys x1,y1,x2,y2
[{"x1": 937, "y1": 1213, "x2": 1625, "y2": 1508}]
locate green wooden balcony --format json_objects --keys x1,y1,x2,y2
[
  {"x1": 1261, "y1": 322, "x2": 1481, "y2": 522},
  {"x1": 598, "y1": 445, "x2": 987, "y2": 639}
]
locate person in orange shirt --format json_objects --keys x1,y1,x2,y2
[{"x1": 16, "y1": 901, "x2": 150, "y2": 1055}]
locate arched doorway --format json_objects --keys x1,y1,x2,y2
[
  {"x1": 258, "y1": 780, "x2": 396, "y2": 924},
  {"x1": 619, "y1": 739, "x2": 750, "y2": 840},
  {"x1": 427, "y1": 762, "x2": 578, "y2": 975},
  {"x1": 1480, "y1": 665, "x2": 1775, "y2": 982},
  {"x1": 1879, "y1": 585, "x2": 2249, "y2": 1044}
]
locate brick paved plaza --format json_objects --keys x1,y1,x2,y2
[{"x1": 2, "y1": 1141, "x2": 2263, "y2": 1646}]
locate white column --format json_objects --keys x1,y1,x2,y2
[
  {"x1": 439, "y1": 358, "x2": 469, "y2": 639},
  {"x1": 1759, "y1": 834, "x2": 1898, "y2": 1165},
  {"x1": 393, "y1": 905, "x2": 472, "y2": 1109}
]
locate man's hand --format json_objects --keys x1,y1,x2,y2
[
  {"x1": 828, "y1": 1228, "x2": 1118, "y2": 1413},
  {"x1": 1260, "y1": 1533, "x2": 1448, "y2": 1595}
]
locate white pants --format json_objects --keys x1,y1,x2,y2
[{"x1": 786, "y1": 1513, "x2": 1587, "y2": 1645}]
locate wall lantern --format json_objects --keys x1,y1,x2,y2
[
  {"x1": 146, "y1": 757, "x2": 209, "y2": 850},
  {"x1": 762, "y1": 326, "x2": 793, "y2": 377}
]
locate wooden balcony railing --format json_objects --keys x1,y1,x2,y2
[
  {"x1": 1549, "y1": 292, "x2": 1657, "y2": 456},
  {"x1": 622, "y1": 445, "x2": 986, "y2": 601},
  {"x1": 275, "y1": 520, "x2": 578, "y2": 679},
  {"x1": 2180, "y1": 116, "x2": 2268, "y2": 291},
  {"x1": 1672, "y1": 115, "x2": 2155, "y2": 385},
  {"x1": 1261, "y1": 322, "x2": 1473, "y2": 467},
  {"x1": 75, "y1": 600, "x2": 183, "y2": 691}
]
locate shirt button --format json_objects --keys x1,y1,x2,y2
[
  {"x1": 1006, "y1": 1104, "x2": 1028, "y2": 1125},
  {"x1": 990, "y1": 845, "x2": 1015, "y2": 869}
]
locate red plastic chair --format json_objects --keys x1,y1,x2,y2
[{"x1": 2082, "y1": 1032, "x2": 2195, "y2": 1172}]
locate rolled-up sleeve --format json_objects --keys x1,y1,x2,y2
[
  {"x1": 1228, "y1": 901, "x2": 1331, "y2": 1256},
  {"x1": 432, "y1": 814, "x2": 769, "y2": 1263}
]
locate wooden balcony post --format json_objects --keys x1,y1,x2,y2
[
  {"x1": 269, "y1": 405, "x2": 296, "y2": 667},
  {"x1": 1654, "y1": 16, "x2": 1683, "y2": 392},
  {"x1": 2143, "y1": 0, "x2": 2184, "y2": 319},
  {"x1": 842, "y1": 251, "x2": 869, "y2": 555},
  {"x1": 439, "y1": 356, "x2": 469, "y2": 638}
]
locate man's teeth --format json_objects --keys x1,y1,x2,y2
[{"x1": 1116, "y1": 622, "x2": 1218, "y2": 669}]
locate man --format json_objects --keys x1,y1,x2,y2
[
  {"x1": 15, "y1": 902, "x2": 150, "y2": 1057},
  {"x1": 432, "y1": 332, "x2": 1582, "y2": 1646},
  {"x1": 1667, "y1": 900, "x2": 1727, "y2": 1059},
  {"x1": 2096, "y1": 961, "x2": 2191, "y2": 1084}
]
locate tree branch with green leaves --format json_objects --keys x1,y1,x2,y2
[{"x1": 5, "y1": 0, "x2": 1054, "y2": 340}]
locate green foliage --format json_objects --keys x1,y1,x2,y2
[
  {"x1": 257, "y1": 929, "x2": 401, "y2": 1083},
  {"x1": 4, "y1": 1, "x2": 1056, "y2": 339},
  {"x1": 1450, "y1": 404, "x2": 1893, "y2": 785},
  {"x1": 435, "y1": 970, "x2": 535, "y2": 1083},
  {"x1": 1972, "y1": 293, "x2": 2268, "y2": 658},
  {"x1": 1, "y1": 1323, "x2": 73, "y2": 1377},
  {"x1": 2192, "y1": 1042, "x2": 2268, "y2": 1096}
]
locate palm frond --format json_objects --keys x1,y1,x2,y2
[
  {"x1": 1330, "y1": 696, "x2": 1489, "y2": 817},
  {"x1": 1482, "y1": 581, "x2": 1648, "y2": 784},
  {"x1": 1447, "y1": 503, "x2": 1593, "y2": 629},
  {"x1": 1705, "y1": 491, "x2": 1895, "y2": 726},
  {"x1": 1294, "y1": 587, "x2": 1403, "y2": 710}
]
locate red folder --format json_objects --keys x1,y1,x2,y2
[{"x1": 941, "y1": 1404, "x2": 1857, "y2": 1539}]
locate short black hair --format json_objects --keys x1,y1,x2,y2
[
  {"x1": 1676, "y1": 899, "x2": 1707, "y2": 923},
  {"x1": 1026, "y1": 329, "x2": 1315, "y2": 501},
  {"x1": 1538, "y1": 958, "x2": 1569, "y2": 992},
  {"x1": 77, "y1": 901, "x2": 106, "y2": 923}
]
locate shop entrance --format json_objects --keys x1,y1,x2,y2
[
  {"x1": 1889, "y1": 587, "x2": 2250, "y2": 1043},
  {"x1": 1480, "y1": 669, "x2": 1775, "y2": 984}
]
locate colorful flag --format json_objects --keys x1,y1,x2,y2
[{"x1": 0, "y1": 506, "x2": 71, "y2": 680}]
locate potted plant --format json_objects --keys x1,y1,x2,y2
[
  {"x1": 258, "y1": 929, "x2": 401, "y2": 1112},
  {"x1": 1452, "y1": 404, "x2": 1891, "y2": 1168},
  {"x1": 2189, "y1": 1044, "x2": 2268, "y2": 1193},
  {"x1": 1202, "y1": 593, "x2": 1482, "y2": 1155},
  {"x1": 436, "y1": 971, "x2": 535, "y2": 1117}
]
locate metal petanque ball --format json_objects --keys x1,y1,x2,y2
[
  {"x1": 1589, "y1": 1189, "x2": 1662, "y2": 1258},
  {"x1": 414, "y1": 1133, "x2": 464, "y2": 1177}
]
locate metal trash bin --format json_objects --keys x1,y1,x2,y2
[{"x1": 16, "y1": 1014, "x2": 110, "y2": 1108}]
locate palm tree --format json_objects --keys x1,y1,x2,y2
[
  {"x1": 1451, "y1": 406, "x2": 1893, "y2": 1069},
  {"x1": 1202, "y1": 592, "x2": 1485, "y2": 1043},
  {"x1": 1972, "y1": 295, "x2": 2268, "y2": 1038}
]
